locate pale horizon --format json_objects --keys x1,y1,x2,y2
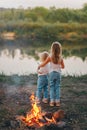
[{"x1": 0, "y1": 0, "x2": 87, "y2": 9}]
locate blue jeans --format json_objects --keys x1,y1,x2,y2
[
  {"x1": 49, "y1": 71, "x2": 61, "y2": 102},
  {"x1": 36, "y1": 75, "x2": 48, "y2": 100}
]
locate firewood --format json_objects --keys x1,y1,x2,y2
[
  {"x1": 43, "y1": 112, "x2": 53, "y2": 120},
  {"x1": 53, "y1": 110, "x2": 65, "y2": 122}
]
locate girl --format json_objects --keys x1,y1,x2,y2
[
  {"x1": 36, "y1": 51, "x2": 49, "y2": 104},
  {"x1": 38, "y1": 42, "x2": 65, "y2": 106}
]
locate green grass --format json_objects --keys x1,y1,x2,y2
[
  {"x1": 17, "y1": 109, "x2": 26, "y2": 115},
  {"x1": 0, "y1": 73, "x2": 87, "y2": 84}
]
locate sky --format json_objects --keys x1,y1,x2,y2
[{"x1": 0, "y1": 0, "x2": 87, "y2": 9}]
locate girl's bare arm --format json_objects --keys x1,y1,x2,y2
[
  {"x1": 61, "y1": 59, "x2": 65, "y2": 69},
  {"x1": 38, "y1": 56, "x2": 50, "y2": 70}
]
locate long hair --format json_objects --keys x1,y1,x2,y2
[{"x1": 51, "y1": 41, "x2": 62, "y2": 64}]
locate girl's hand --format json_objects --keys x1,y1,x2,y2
[
  {"x1": 37, "y1": 65, "x2": 40, "y2": 70},
  {"x1": 61, "y1": 59, "x2": 65, "y2": 69}
]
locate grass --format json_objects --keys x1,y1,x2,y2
[
  {"x1": 0, "y1": 73, "x2": 87, "y2": 82},
  {"x1": 0, "y1": 73, "x2": 37, "y2": 84},
  {"x1": 17, "y1": 109, "x2": 26, "y2": 115}
]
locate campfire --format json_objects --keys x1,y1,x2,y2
[{"x1": 16, "y1": 93, "x2": 65, "y2": 128}]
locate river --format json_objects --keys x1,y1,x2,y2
[{"x1": 0, "y1": 38, "x2": 87, "y2": 76}]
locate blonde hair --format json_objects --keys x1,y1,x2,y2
[
  {"x1": 51, "y1": 41, "x2": 62, "y2": 64},
  {"x1": 40, "y1": 51, "x2": 49, "y2": 62}
]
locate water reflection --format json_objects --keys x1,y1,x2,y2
[
  {"x1": 63, "y1": 56, "x2": 87, "y2": 76},
  {"x1": 0, "y1": 49, "x2": 38, "y2": 75},
  {"x1": 0, "y1": 48, "x2": 87, "y2": 76}
]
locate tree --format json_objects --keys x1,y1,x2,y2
[{"x1": 83, "y1": 3, "x2": 87, "y2": 11}]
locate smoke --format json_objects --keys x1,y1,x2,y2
[
  {"x1": 4, "y1": 74, "x2": 37, "y2": 96},
  {"x1": 5, "y1": 85, "x2": 18, "y2": 95}
]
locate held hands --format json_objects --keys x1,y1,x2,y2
[
  {"x1": 37, "y1": 65, "x2": 40, "y2": 70},
  {"x1": 37, "y1": 61, "x2": 41, "y2": 70},
  {"x1": 37, "y1": 65, "x2": 42, "y2": 74}
]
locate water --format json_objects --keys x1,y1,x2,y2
[
  {"x1": 0, "y1": 49, "x2": 38, "y2": 75},
  {"x1": 62, "y1": 56, "x2": 87, "y2": 76},
  {"x1": 0, "y1": 39, "x2": 87, "y2": 76}
]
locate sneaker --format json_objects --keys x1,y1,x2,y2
[
  {"x1": 50, "y1": 102, "x2": 54, "y2": 106},
  {"x1": 35, "y1": 98, "x2": 40, "y2": 104},
  {"x1": 56, "y1": 102, "x2": 60, "y2": 107},
  {"x1": 42, "y1": 99, "x2": 48, "y2": 103}
]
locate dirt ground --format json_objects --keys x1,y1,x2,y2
[{"x1": 0, "y1": 74, "x2": 87, "y2": 130}]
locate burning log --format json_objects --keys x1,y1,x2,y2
[
  {"x1": 43, "y1": 112, "x2": 53, "y2": 120},
  {"x1": 53, "y1": 110, "x2": 65, "y2": 122}
]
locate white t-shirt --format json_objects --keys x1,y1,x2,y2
[
  {"x1": 38, "y1": 63, "x2": 49, "y2": 76},
  {"x1": 49, "y1": 62, "x2": 61, "y2": 73}
]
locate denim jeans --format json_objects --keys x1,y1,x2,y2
[
  {"x1": 36, "y1": 75, "x2": 48, "y2": 100},
  {"x1": 49, "y1": 71, "x2": 61, "y2": 102}
]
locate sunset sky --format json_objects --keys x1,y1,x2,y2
[{"x1": 0, "y1": 0, "x2": 87, "y2": 9}]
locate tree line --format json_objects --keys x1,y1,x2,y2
[
  {"x1": 0, "y1": 3, "x2": 87, "y2": 42},
  {"x1": 0, "y1": 4, "x2": 87, "y2": 23}
]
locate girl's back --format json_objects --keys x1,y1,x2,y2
[{"x1": 49, "y1": 61, "x2": 61, "y2": 73}]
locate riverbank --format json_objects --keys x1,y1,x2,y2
[{"x1": 0, "y1": 74, "x2": 87, "y2": 130}]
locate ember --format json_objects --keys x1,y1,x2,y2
[{"x1": 16, "y1": 94, "x2": 65, "y2": 128}]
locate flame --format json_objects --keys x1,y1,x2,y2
[
  {"x1": 17, "y1": 93, "x2": 56, "y2": 128},
  {"x1": 23, "y1": 93, "x2": 44, "y2": 127}
]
